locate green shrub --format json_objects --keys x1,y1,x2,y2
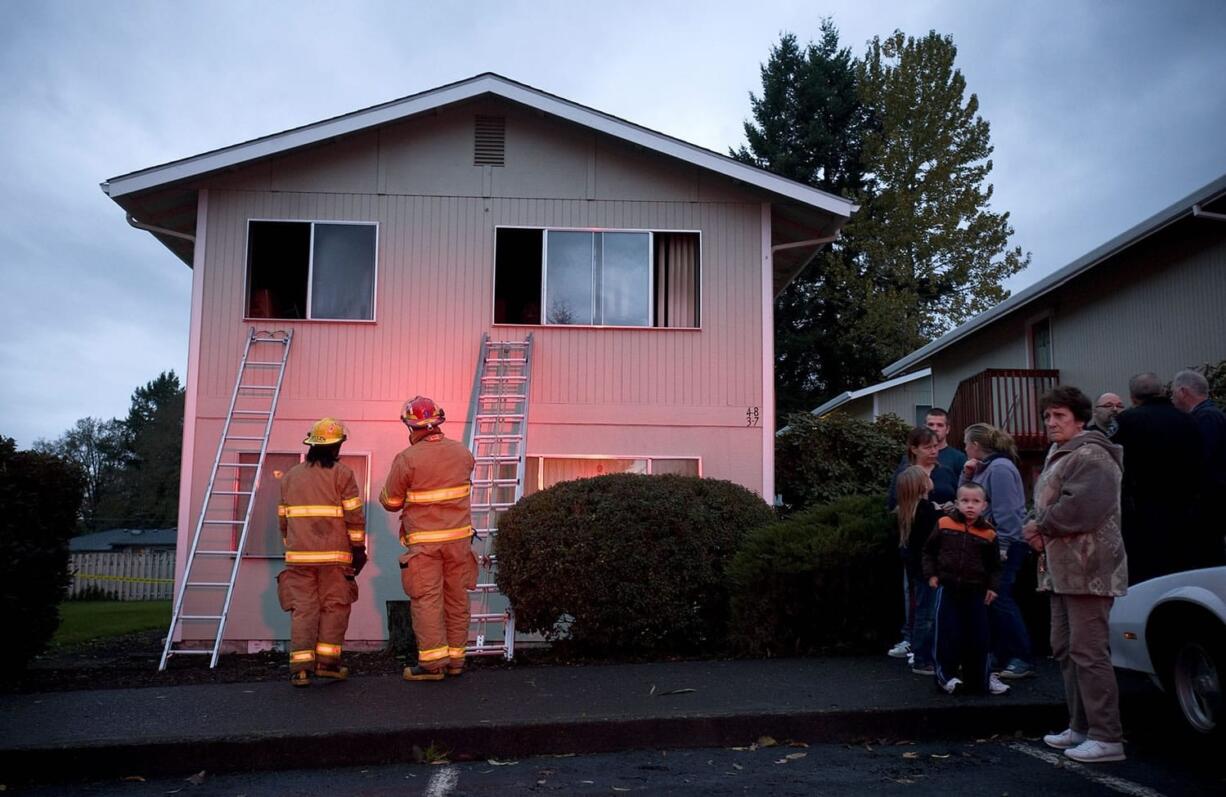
[
  {"x1": 775, "y1": 411, "x2": 910, "y2": 512},
  {"x1": 1199, "y1": 359, "x2": 1226, "y2": 405},
  {"x1": 0, "y1": 436, "x2": 86, "y2": 672},
  {"x1": 727, "y1": 494, "x2": 899, "y2": 656},
  {"x1": 495, "y1": 473, "x2": 776, "y2": 655}
]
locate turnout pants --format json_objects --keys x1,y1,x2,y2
[
  {"x1": 933, "y1": 584, "x2": 991, "y2": 693},
  {"x1": 277, "y1": 565, "x2": 356, "y2": 672},
  {"x1": 1050, "y1": 593, "x2": 1122, "y2": 742},
  {"x1": 401, "y1": 538, "x2": 478, "y2": 672}
]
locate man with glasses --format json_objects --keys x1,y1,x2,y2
[{"x1": 1086, "y1": 393, "x2": 1124, "y2": 438}]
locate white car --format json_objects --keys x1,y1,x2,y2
[{"x1": 1109, "y1": 566, "x2": 1226, "y2": 735}]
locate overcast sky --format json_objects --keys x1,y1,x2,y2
[{"x1": 2, "y1": 0, "x2": 1225, "y2": 448}]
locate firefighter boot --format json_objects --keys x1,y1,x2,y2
[
  {"x1": 403, "y1": 665, "x2": 445, "y2": 681},
  {"x1": 315, "y1": 664, "x2": 349, "y2": 681},
  {"x1": 291, "y1": 670, "x2": 311, "y2": 688}
]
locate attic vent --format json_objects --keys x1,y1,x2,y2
[{"x1": 474, "y1": 115, "x2": 506, "y2": 166}]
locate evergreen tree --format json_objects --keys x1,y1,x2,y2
[
  {"x1": 737, "y1": 26, "x2": 1030, "y2": 420},
  {"x1": 733, "y1": 21, "x2": 872, "y2": 418}
]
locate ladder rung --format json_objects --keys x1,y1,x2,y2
[
  {"x1": 475, "y1": 414, "x2": 524, "y2": 420},
  {"x1": 475, "y1": 456, "x2": 522, "y2": 462},
  {"x1": 167, "y1": 650, "x2": 214, "y2": 656},
  {"x1": 196, "y1": 549, "x2": 238, "y2": 556},
  {"x1": 179, "y1": 614, "x2": 223, "y2": 621},
  {"x1": 480, "y1": 375, "x2": 527, "y2": 381},
  {"x1": 203, "y1": 520, "x2": 244, "y2": 525},
  {"x1": 245, "y1": 361, "x2": 284, "y2": 367},
  {"x1": 186, "y1": 582, "x2": 231, "y2": 588},
  {"x1": 473, "y1": 479, "x2": 518, "y2": 486},
  {"x1": 484, "y1": 358, "x2": 527, "y2": 364},
  {"x1": 473, "y1": 434, "x2": 524, "y2": 440},
  {"x1": 237, "y1": 385, "x2": 277, "y2": 390},
  {"x1": 231, "y1": 410, "x2": 272, "y2": 416},
  {"x1": 470, "y1": 613, "x2": 510, "y2": 622},
  {"x1": 225, "y1": 435, "x2": 265, "y2": 441},
  {"x1": 215, "y1": 463, "x2": 260, "y2": 468},
  {"x1": 211, "y1": 490, "x2": 254, "y2": 496},
  {"x1": 473, "y1": 502, "x2": 517, "y2": 510}
]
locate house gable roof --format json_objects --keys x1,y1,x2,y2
[
  {"x1": 882, "y1": 172, "x2": 1226, "y2": 378},
  {"x1": 102, "y1": 73, "x2": 857, "y2": 220}
]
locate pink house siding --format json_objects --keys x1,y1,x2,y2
[{"x1": 177, "y1": 100, "x2": 780, "y2": 644}]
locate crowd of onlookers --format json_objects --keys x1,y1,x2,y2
[{"x1": 883, "y1": 369, "x2": 1226, "y2": 764}]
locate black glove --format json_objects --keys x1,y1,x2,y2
[{"x1": 351, "y1": 545, "x2": 368, "y2": 576}]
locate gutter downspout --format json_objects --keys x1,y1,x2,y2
[
  {"x1": 1192, "y1": 204, "x2": 1226, "y2": 223},
  {"x1": 770, "y1": 233, "x2": 839, "y2": 254},
  {"x1": 127, "y1": 213, "x2": 196, "y2": 242}
]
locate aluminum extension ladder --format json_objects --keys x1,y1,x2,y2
[
  {"x1": 463, "y1": 333, "x2": 534, "y2": 660},
  {"x1": 159, "y1": 328, "x2": 293, "y2": 670}
]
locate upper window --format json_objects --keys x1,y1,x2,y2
[
  {"x1": 246, "y1": 220, "x2": 377, "y2": 321},
  {"x1": 494, "y1": 227, "x2": 700, "y2": 328},
  {"x1": 1030, "y1": 317, "x2": 1053, "y2": 369}
]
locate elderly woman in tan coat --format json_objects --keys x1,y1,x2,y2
[{"x1": 1024, "y1": 385, "x2": 1128, "y2": 764}]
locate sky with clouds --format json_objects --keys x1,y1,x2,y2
[{"x1": 2, "y1": 0, "x2": 1224, "y2": 447}]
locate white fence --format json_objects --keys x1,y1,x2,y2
[{"x1": 69, "y1": 550, "x2": 176, "y2": 601}]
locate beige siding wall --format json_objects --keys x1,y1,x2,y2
[
  {"x1": 927, "y1": 221, "x2": 1226, "y2": 411},
  {"x1": 876, "y1": 378, "x2": 933, "y2": 425},
  {"x1": 184, "y1": 99, "x2": 773, "y2": 642}
]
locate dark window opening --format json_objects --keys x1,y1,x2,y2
[
  {"x1": 1031, "y1": 318, "x2": 1053, "y2": 369},
  {"x1": 654, "y1": 232, "x2": 700, "y2": 328},
  {"x1": 247, "y1": 222, "x2": 309, "y2": 319},
  {"x1": 494, "y1": 228, "x2": 543, "y2": 324}
]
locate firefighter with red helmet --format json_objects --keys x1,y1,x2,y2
[
  {"x1": 277, "y1": 417, "x2": 367, "y2": 687},
  {"x1": 380, "y1": 395, "x2": 477, "y2": 681}
]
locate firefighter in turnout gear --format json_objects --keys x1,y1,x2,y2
[
  {"x1": 277, "y1": 417, "x2": 367, "y2": 687},
  {"x1": 380, "y1": 396, "x2": 478, "y2": 681}
]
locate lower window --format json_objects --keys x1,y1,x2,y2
[
  {"x1": 233, "y1": 451, "x2": 369, "y2": 557},
  {"x1": 523, "y1": 456, "x2": 701, "y2": 496}
]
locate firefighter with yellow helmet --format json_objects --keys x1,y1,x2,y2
[
  {"x1": 277, "y1": 417, "x2": 367, "y2": 687},
  {"x1": 380, "y1": 395, "x2": 477, "y2": 681}
]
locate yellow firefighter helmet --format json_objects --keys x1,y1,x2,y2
[{"x1": 303, "y1": 417, "x2": 348, "y2": 446}]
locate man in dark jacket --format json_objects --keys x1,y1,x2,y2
[
  {"x1": 1172, "y1": 369, "x2": 1226, "y2": 567},
  {"x1": 1113, "y1": 372, "x2": 1205, "y2": 583}
]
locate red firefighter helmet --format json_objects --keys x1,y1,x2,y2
[{"x1": 401, "y1": 395, "x2": 445, "y2": 430}]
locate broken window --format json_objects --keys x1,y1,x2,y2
[
  {"x1": 246, "y1": 220, "x2": 376, "y2": 321},
  {"x1": 494, "y1": 227, "x2": 700, "y2": 328}
]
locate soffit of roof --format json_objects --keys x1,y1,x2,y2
[
  {"x1": 881, "y1": 173, "x2": 1226, "y2": 378},
  {"x1": 102, "y1": 73, "x2": 858, "y2": 219}
]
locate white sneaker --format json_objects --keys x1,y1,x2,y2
[
  {"x1": 888, "y1": 640, "x2": 911, "y2": 658},
  {"x1": 988, "y1": 673, "x2": 1010, "y2": 695},
  {"x1": 941, "y1": 677, "x2": 963, "y2": 694},
  {"x1": 1043, "y1": 728, "x2": 1087, "y2": 750},
  {"x1": 1064, "y1": 739, "x2": 1125, "y2": 763}
]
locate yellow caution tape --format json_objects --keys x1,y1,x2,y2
[{"x1": 74, "y1": 572, "x2": 175, "y2": 585}]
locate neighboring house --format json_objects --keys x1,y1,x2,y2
[
  {"x1": 69, "y1": 528, "x2": 178, "y2": 554},
  {"x1": 102, "y1": 73, "x2": 856, "y2": 647},
  {"x1": 881, "y1": 173, "x2": 1226, "y2": 482},
  {"x1": 809, "y1": 369, "x2": 932, "y2": 425}
]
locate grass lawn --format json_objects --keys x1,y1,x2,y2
[{"x1": 53, "y1": 600, "x2": 171, "y2": 647}]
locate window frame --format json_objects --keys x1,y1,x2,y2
[
  {"x1": 523, "y1": 453, "x2": 703, "y2": 495},
  {"x1": 491, "y1": 225, "x2": 703, "y2": 330},
  {"x1": 236, "y1": 449, "x2": 372, "y2": 560},
  {"x1": 1026, "y1": 311, "x2": 1055, "y2": 370},
  {"x1": 243, "y1": 219, "x2": 380, "y2": 324}
]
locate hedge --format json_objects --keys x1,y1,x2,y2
[
  {"x1": 0, "y1": 436, "x2": 85, "y2": 671},
  {"x1": 494, "y1": 473, "x2": 776, "y2": 655},
  {"x1": 775, "y1": 412, "x2": 910, "y2": 513},
  {"x1": 727, "y1": 494, "x2": 899, "y2": 656}
]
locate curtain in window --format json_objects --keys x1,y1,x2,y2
[{"x1": 655, "y1": 233, "x2": 699, "y2": 327}]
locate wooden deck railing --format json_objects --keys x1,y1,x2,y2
[{"x1": 948, "y1": 368, "x2": 1060, "y2": 452}]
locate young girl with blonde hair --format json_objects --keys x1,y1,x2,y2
[{"x1": 895, "y1": 465, "x2": 940, "y2": 674}]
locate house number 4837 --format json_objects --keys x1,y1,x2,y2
[{"x1": 746, "y1": 407, "x2": 760, "y2": 427}]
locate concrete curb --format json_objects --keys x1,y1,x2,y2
[{"x1": 3, "y1": 701, "x2": 1065, "y2": 784}]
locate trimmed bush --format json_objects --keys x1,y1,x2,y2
[
  {"x1": 0, "y1": 436, "x2": 85, "y2": 671},
  {"x1": 495, "y1": 473, "x2": 776, "y2": 655},
  {"x1": 727, "y1": 494, "x2": 899, "y2": 656},
  {"x1": 775, "y1": 412, "x2": 909, "y2": 512}
]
